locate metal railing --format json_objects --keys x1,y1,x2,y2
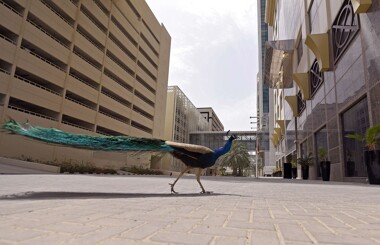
[
  {"x1": 99, "y1": 110, "x2": 129, "y2": 124},
  {"x1": 27, "y1": 19, "x2": 69, "y2": 49},
  {"x1": 65, "y1": 95, "x2": 96, "y2": 111},
  {"x1": 0, "y1": 0, "x2": 23, "y2": 16},
  {"x1": 40, "y1": 0, "x2": 74, "y2": 27},
  {"x1": 73, "y1": 49, "x2": 101, "y2": 71},
  {"x1": 69, "y1": 72, "x2": 99, "y2": 90},
  {"x1": 62, "y1": 120, "x2": 93, "y2": 132},
  {"x1": 14, "y1": 74, "x2": 62, "y2": 96},
  {"x1": 0, "y1": 33, "x2": 17, "y2": 45},
  {"x1": 76, "y1": 28, "x2": 104, "y2": 52},
  {"x1": 20, "y1": 46, "x2": 66, "y2": 72},
  {"x1": 8, "y1": 104, "x2": 58, "y2": 121}
]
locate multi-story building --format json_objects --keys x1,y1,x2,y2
[
  {"x1": 156, "y1": 86, "x2": 209, "y2": 172},
  {"x1": 197, "y1": 107, "x2": 224, "y2": 131},
  {"x1": 0, "y1": 0, "x2": 171, "y2": 169},
  {"x1": 264, "y1": 0, "x2": 380, "y2": 181},
  {"x1": 256, "y1": 0, "x2": 272, "y2": 172}
]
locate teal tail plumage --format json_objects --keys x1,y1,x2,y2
[{"x1": 2, "y1": 120, "x2": 174, "y2": 153}]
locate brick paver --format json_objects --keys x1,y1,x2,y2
[{"x1": 0, "y1": 175, "x2": 380, "y2": 244}]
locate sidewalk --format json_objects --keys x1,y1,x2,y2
[{"x1": 1, "y1": 174, "x2": 380, "y2": 245}]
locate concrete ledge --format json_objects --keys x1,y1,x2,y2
[{"x1": 0, "y1": 157, "x2": 60, "y2": 173}]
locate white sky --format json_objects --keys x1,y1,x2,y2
[{"x1": 146, "y1": 0, "x2": 259, "y2": 131}]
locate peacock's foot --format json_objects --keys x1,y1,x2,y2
[
  {"x1": 200, "y1": 191, "x2": 213, "y2": 194},
  {"x1": 169, "y1": 183, "x2": 178, "y2": 194}
]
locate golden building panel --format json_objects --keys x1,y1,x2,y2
[{"x1": 0, "y1": 0, "x2": 170, "y2": 167}]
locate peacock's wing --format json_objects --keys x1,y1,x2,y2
[
  {"x1": 2, "y1": 120, "x2": 174, "y2": 153},
  {"x1": 165, "y1": 141, "x2": 215, "y2": 168},
  {"x1": 165, "y1": 141, "x2": 213, "y2": 154}
]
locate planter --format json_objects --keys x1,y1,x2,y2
[
  {"x1": 364, "y1": 150, "x2": 380, "y2": 184},
  {"x1": 301, "y1": 165, "x2": 309, "y2": 180},
  {"x1": 346, "y1": 160, "x2": 355, "y2": 177},
  {"x1": 283, "y1": 163, "x2": 292, "y2": 179},
  {"x1": 292, "y1": 167, "x2": 297, "y2": 179},
  {"x1": 320, "y1": 161, "x2": 331, "y2": 181},
  {"x1": 273, "y1": 171, "x2": 282, "y2": 177}
]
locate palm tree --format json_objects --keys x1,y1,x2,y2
[{"x1": 218, "y1": 141, "x2": 251, "y2": 176}]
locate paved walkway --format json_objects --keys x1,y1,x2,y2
[{"x1": 0, "y1": 174, "x2": 380, "y2": 245}]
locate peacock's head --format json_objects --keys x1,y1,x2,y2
[{"x1": 226, "y1": 130, "x2": 237, "y2": 141}]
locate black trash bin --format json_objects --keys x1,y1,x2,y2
[{"x1": 283, "y1": 163, "x2": 292, "y2": 179}]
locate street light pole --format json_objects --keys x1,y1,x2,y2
[{"x1": 250, "y1": 116, "x2": 259, "y2": 178}]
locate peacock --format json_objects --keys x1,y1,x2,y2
[{"x1": 2, "y1": 120, "x2": 237, "y2": 194}]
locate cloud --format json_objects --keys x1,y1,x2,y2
[
  {"x1": 218, "y1": 93, "x2": 257, "y2": 131},
  {"x1": 146, "y1": 0, "x2": 259, "y2": 131}
]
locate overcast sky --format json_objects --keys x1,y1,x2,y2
[{"x1": 146, "y1": 0, "x2": 259, "y2": 131}]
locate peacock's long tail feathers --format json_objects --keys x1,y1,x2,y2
[{"x1": 2, "y1": 120, "x2": 174, "y2": 153}]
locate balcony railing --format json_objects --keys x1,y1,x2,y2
[
  {"x1": 8, "y1": 104, "x2": 58, "y2": 121},
  {"x1": 14, "y1": 74, "x2": 62, "y2": 96}
]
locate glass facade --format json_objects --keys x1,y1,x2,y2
[
  {"x1": 342, "y1": 98, "x2": 370, "y2": 177},
  {"x1": 266, "y1": 0, "x2": 380, "y2": 182},
  {"x1": 315, "y1": 127, "x2": 328, "y2": 177},
  {"x1": 260, "y1": 0, "x2": 269, "y2": 113}
]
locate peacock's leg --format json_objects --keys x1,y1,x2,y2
[
  {"x1": 196, "y1": 168, "x2": 206, "y2": 193},
  {"x1": 169, "y1": 166, "x2": 191, "y2": 194}
]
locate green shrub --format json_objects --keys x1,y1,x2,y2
[{"x1": 121, "y1": 165, "x2": 163, "y2": 175}]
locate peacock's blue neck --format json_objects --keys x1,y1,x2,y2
[{"x1": 213, "y1": 137, "x2": 234, "y2": 159}]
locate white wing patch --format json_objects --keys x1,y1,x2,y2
[{"x1": 165, "y1": 141, "x2": 213, "y2": 154}]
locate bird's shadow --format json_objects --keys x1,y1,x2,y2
[{"x1": 0, "y1": 191, "x2": 242, "y2": 200}]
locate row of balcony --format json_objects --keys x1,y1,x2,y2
[
  {"x1": 6, "y1": 90, "x2": 153, "y2": 136},
  {"x1": 0, "y1": 64, "x2": 155, "y2": 134},
  {"x1": 0, "y1": 24, "x2": 156, "y2": 111},
  {"x1": 0, "y1": 0, "x2": 159, "y2": 87}
]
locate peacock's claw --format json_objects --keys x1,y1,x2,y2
[
  {"x1": 200, "y1": 191, "x2": 212, "y2": 194},
  {"x1": 169, "y1": 183, "x2": 178, "y2": 194}
]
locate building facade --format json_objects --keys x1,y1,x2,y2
[
  {"x1": 157, "y1": 86, "x2": 209, "y2": 172},
  {"x1": 197, "y1": 107, "x2": 224, "y2": 131},
  {"x1": 256, "y1": 0, "x2": 273, "y2": 172},
  {"x1": 0, "y1": 0, "x2": 171, "y2": 169},
  {"x1": 264, "y1": 0, "x2": 380, "y2": 181}
]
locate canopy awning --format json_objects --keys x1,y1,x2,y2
[{"x1": 263, "y1": 39, "x2": 294, "y2": 88}]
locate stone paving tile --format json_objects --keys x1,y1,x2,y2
[
  {"x1": 118, "y1": 222, "x2": 170, "y2": 240},
  {"x1": 1, "y1": 175, "x2": 380, "y2": 245},
  {"x1": 213, "y1": 236, "x2": 247, "y2": 245},
  {"x1": 315, "y1": 233, "x2": 378, "y2": 245},
  {"x1": 63, "y1": 226, "x2": 128, "y2": 244},
  {"x1": 191, "y1": 224, "x2": 247, "y2": 238},
  {"x1": 98, "y1": 237, "x2": 163, "y2": 245},
  {"x1": 226, "y1": 220, "x2": 275, "y2": 231},
  {"x1": 37, "y1": 222, "x2": 100, "y2": 235},
  {"x1": 86, "y1": 217, "x2": 145, "y2": 228},
  {"x1": 277, "y1": 223, "x2": 313, "y2": 243},
  {"x1": 164, "y1": 218, "x2": 202, "y2": 232},
  {"x1": 250, "y1": 230, "x2": 281, "y2": 245},
  {"x1": 150, "y1": 231, "x2": 213, "y2": 245},
  {"x1": 202, "y1": 214, "x2": 229, "y2": 226},
  {"x1": 18, "y1": 233, "x2": 74, "y2": 245},
  {"x1": 0, "y1": 227, "x2": 50, "y2": 242}
]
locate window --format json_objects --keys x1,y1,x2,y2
[
  {"x1": 315, "y1": 126, "x2": 328, "y2": 177},
  {"x1": 310, "y1": 59, "x2": 324, "y2": 97},
  {"x1": 308, "y1": 0, "x2": 316, "y2": 33},
  {"x1": 342, "y1": 98, "x2": 369, "y2": 177},
  {"x1": 296, "y1": 33, "x2": 303, "y2": 65},
  {"x1": 332, "y1": 0, "x2": 360, "y2": 64},
  {"x1": 297, "y1": 90, "x2": 306, "y2": 115}
]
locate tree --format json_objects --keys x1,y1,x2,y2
[{"x1": 218, "y1": 141, "x2": 251, "y2": 176}]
